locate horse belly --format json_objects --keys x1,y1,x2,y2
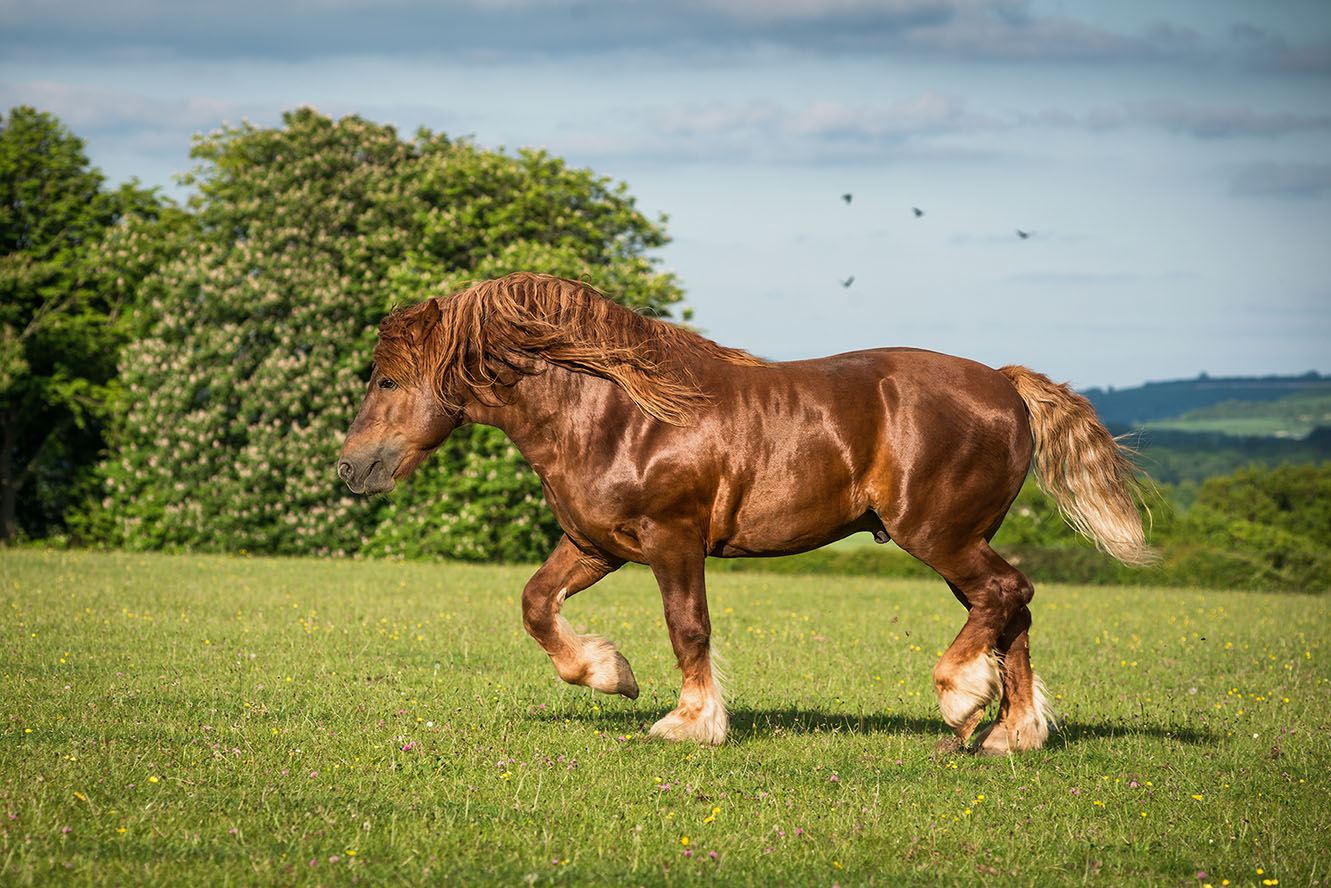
[
  {"x1": 714, "y1": 512, "x2": 881, "y2": 557},
  {"x1": 708, "y1": 451, "x2": 880, "y2": 558}
]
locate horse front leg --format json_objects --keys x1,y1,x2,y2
[
  {"x1": 647, "y1": 550, "x2": 728, "y2": 745},
  {"x1": 522, "y1": 535, "x2": 638, "y2": 698}
]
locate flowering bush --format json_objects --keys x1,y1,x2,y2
[{"x1": 99, "y1": 108, "x2": 681, "y2": 558}]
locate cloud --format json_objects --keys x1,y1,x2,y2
[
  {"x1": 0, "y1": 0, "x2": 954, "y2": 60},
  {"x1": 649, "y1": 95, "x2": 1331, "y2": 165},
  {"x1": 895, "y1": 4, "x2": 1205, "y2": 64},
  {"x1": 11, "y1": 74, "x2": 1325, "y2": 183},
  {"x1": 657, "y1": 91, "x2": 996, "y2": 140},
  {"x1": 1230, "y1": 21, "x2": 1331, "y2": 74},
  {"x1": 0, "y1": 0, "x2": 1310, "y2": 71},
  {"x1": 611, "y1": 91, "x2": 1008, "y2": 163},
  {"x1": 1140, "y1": 103, "x2": 1331, "y2": 139},
  {"x1": 1029, "y1": 102, "x2": 1331, "y2": 139},
  {"x1": 0, "y1": 80, "x2": 263, "y2": 132},
  {"x1": 1230, "y1": 162, "x2": 1331, "y2": 198}
]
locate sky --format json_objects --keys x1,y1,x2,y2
[{"x1": 3, "y1": 0, "x2": 1330, "y2": 388}]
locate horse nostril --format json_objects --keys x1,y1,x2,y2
[{"x1": 337, "y1": 460, "x2": 353, "y2": 481}]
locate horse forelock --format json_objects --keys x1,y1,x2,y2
[
  {"x1": 372, "y1": 299, "x2": 440, "y2": 387},
  {"x1": 379, "y1": 272, "x2": 764, "y2": 424}
]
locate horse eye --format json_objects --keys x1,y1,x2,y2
[{"x1": 377, "y1": 377, "x2": 397, "y2": 391}]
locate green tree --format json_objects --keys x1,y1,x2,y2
[
  {"x1": 0, "y1": 106, "x2": 171, "y2": 541},
  {"x1": 103, "y1": 109, "x2": 681, "y2": 557},
  {"x1": 1188, "y1": 463, "x2": 1331, "y2": 548}
]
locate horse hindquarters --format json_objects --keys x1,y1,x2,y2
[
  {"x1": 910, "y1": 364, "x2": 1150, "y2": 752},
  {"x1": 868, "y1": 358, "x2": 1047, "y2": 751}
]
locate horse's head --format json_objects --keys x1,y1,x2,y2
[{"x1": 337, "y1": 298, "x2": 459, "y2": 495}]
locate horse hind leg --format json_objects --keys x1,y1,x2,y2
[
  {"x1": 973, "y1": 607, "x2": 1054, "y2": 754},
  {"x1": 522, "y1": 536, "x2": 639, "y2": 698},
  {"x1": 927, "y1": 543, "x2": 1036, "y2": 747}
]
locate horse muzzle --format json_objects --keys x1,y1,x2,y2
[{"x1": 337, "y1": 452, "x2": 397, "y2": 495}]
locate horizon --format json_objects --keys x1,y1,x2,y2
[{"x1": 3, "y1": 0, "x2": 1329, "y2": 390}]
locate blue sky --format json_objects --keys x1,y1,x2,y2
[{"x1": 3, "y1": 0, "x2": 1329, "y2": 387}]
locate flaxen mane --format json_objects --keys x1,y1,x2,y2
[{"x1": 374, "y1": 272, "x2": 765, "y2": 424}]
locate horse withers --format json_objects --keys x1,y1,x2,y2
[{"x1": 338, "y1": 273, "x2": 1152, "y2": 753}]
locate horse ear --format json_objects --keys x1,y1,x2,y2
[
  {"x1": 422, "y1": 297, "x2": 442, "y2": 324},
  {"x1": 411, "y1": 298, "x2": 442, "y2": 343}
]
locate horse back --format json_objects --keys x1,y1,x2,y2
[{"x1": 689, "y1": 347, "x2": 1034, "y2": 556}]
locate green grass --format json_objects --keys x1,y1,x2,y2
[{"x1": 2, "y1": 550, "x2": 1328, "y2": 886}]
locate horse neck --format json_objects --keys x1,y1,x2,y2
[{"x1": 461, "y1": 363, "x2": 610, "y2": 472}]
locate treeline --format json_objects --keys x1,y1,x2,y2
[
  {"x1": 1125, "y1": 426, "x2": 1331, "y2": 486},
  {"x1": 3, "y1": 106, "x2": 1327, "y2": 594}
]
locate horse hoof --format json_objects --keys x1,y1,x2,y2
[
  {"x1": 579, "y1": 638, "x2": 639, "y2": 699},
  {"x1": 649, "y1": 706, "x2": 728, "y2": 746},
  {"x1": 973, "y1": 715, "x2": 1050, "y2": 755},
  {"x1": 974, "y1": 674, "x2": 1054, "y2": 754},
  {"x1": 971, "y1": 721, "x2": 1006, "y2": 755}
]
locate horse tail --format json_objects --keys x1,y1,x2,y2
[{"x1": 998, "y1": 365, "x2": 1156, "y2": 566}]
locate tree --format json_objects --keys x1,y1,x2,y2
[
  {"x1": 1189, "y1": 463, "x2": 1331, "y2": 547},
  {"x1": 102, "y1": 109, "x2": 682, "y2": 557},
  {"x1": 0, "y1": 106, "x2": 171, "y2": 541}
]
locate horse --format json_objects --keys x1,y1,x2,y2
[{"x1": 337, "y1": 272, "x2": 1151, "y2": 753}]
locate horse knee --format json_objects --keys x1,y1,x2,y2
[
  {"x1": 1017, "y1": 574, "x2": 1034, "y2": 606},
  {"x1": 521, "y1": 585, "x2": 559, "y2": 639}
]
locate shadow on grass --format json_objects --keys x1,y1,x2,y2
[{"x1": 530, "y1": 707, "x2": 1219, "y2": 747}]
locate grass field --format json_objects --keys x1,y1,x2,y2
[{"x1": 2, "y1": 550, "x2": 1328, "y2": 886}]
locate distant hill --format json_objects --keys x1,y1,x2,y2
[
  {"x1": 1122, "y1": 426, "x2": 1331, "y2": 485},
  {"x1": 1077, "y1": 371, "x2": 1331, "y2": 484},
  {"x1": 1140, "y1": 389, "x2": 1331, "y2": 439},
  {"x1": 1083, "y1": 371, "x2": 1329, "y2": 426}
]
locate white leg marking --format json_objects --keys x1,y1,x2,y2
[
  {"x1": 976, "y1": 672, "x2": 1054, "y2": 755},
  {"x1": 650, "y1": 659, "x2": 728, "y2": 746},
  {"x1": 936, "y1": 650, "x2": 1003, "y2": 730},
  {"x1": 550, "y1": 614, "x2": 639, "y2": 699}
]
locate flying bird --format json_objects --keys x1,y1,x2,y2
[
  {"x1": 841, "y1": 275, "x2": 855, "y2": 288},
  {"x1": 842, "y1": 193, "x2": 853, "y2": 205},
  {"x1": 912, "y1": 207, "x2": 924, "y2": 218},
  {"x1": 1016, "y1": 229, "x2": 1031, "y2": 239}
]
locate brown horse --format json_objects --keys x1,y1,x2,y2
[{"x1": 338, "y1": 272, "x2": 1151, "y2": 753}]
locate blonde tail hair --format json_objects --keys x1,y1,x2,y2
[{"x1": 999, "y1": 365, "x2": 1155, "y2": 566}]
